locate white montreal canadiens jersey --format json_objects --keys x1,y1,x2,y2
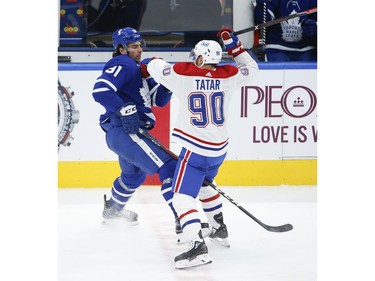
[{"x1": 148, "y1": 53, "x2": 258, "y2": 157}]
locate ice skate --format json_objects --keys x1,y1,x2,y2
[
  {"x1": 175, "y1": 233, "x2": 212, "y2": 269},
  {"x1": 209, "y1": 223, "x2": 230, "y2": 247},
  {"x1": 208, "y1": 212, "x2": 230, "y2": 247},
  {"x1": 102, "y1": 194, "x2": 139, "y2": 225}
]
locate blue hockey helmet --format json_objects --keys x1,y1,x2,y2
[{"x1": 112, "y1": 27, "x2": 144, "y2": 49}]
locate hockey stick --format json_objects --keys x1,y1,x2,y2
[
  {"x1": 259, "y1": 1, "x2": 267, "y2": 45},
  {"x1": 234, "y1": 7, "x2": 317, "y2": 36},
  {"x1": 139, "y1": 128, "x2": 293, "y2": 233}
]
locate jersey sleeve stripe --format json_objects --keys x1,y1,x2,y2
[
  {"x1": 95, "y1": 78, "x2": 118, "y2": 92},
  {"x1": 173, "y1": 128, "x2": 228, "y2": 146},
  {"x1": 172, "y1": 131, "x2": 229, "y2": 152}
]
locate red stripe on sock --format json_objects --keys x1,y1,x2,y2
[
  {"x1": 200, "y1": 193, "x2": 220, "y2": 202},
  {"x1": 179, "y1": 209, "x2": 198, "y2": 221}
]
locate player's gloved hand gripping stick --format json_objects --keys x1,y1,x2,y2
[
  {"x1": 119, "y1": 102, "x2": 139, "y2": 134},
  {"x1": 218, "y1": 28, "x2": 246, "y2": 57}
]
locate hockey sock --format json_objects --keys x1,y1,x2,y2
[
  {"x1": 174, "y1": 193, "x2": 201, "y2": 239},
  {"x1": 109, "y1": 177, "x2": 137, "y2": 210},
  {"x1": 199, "y1": 185, "x2": 223, "y2": 229},
  {"x1": 161, "y1": 177, "x2": 178, "y2": 218}
]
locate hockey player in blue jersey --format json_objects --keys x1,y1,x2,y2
[
  {"x1": 91, "y1": 27, "x2": 179, "y2": 227},
  {"x1": 254, "y1": 0, "x2": 317, "y2": 62}
]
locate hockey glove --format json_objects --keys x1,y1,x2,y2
[
  {"x1": 217, "y1": 28, "x2": 245, "y2": 57},
  {"x1": 301, "y1": 19, "x2": 317, "y2": 38},
  {"x1": 119, "y1": 102, "x2": 139, "y2": 134},
  {"x1": 140, "y1": 64, "x2": 150, "y2": 78}
]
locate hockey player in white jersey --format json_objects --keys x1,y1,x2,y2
[{"x1": 147, "y1": 29, "x2": 259, "y2": 269}]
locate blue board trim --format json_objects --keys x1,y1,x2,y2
[{"x1": 58, "y1": 62, "x2": 317, "y2": 71}]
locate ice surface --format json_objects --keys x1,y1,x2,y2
[{"x1": 58, "y1": 186, "x2": 316, "y2": 281}]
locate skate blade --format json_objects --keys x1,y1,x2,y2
[
  {"x1": 101, "y1": 218, "x2": 139, "y2": 226},
  {"x1": 175, "y1": 254, "x2": 212, "y2": 269},
  {"x1": 210, "y1": 237, "x2": 230, "y2": 248}
]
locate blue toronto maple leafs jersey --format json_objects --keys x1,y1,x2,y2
[
  {"x1": 92, "y1": 54, "x2": 172, "y2": 128},
  {"x1": 254, "y1": 0, "x2": 317, "y2": 50}
]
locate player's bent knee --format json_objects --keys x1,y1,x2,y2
[
  {"x1": 120, "y1": 171, "x2": 146, "y2": 189},
  {"x1": 158, "y1": 158, "x2": 177, "y2": 182},
  {"x1": 198, "y1": 182, "x2": 219, "y2": 199}
]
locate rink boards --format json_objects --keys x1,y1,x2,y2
[{"x1": 58, "y1": 62, "x2": 317, "y2": 187}]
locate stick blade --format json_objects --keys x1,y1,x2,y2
[{"x1": 265, "y1": 223, "x2": 294, "y2": 233}]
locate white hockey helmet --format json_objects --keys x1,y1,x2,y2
[{"x1": 190, "y1": 40, "x2": 222, "y2": 67}]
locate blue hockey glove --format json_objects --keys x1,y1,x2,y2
[
  {"x1": 217, "y1": 28, "x2": 245, "y2": 57},
  {"x1": 302, "y1": 19, "x2": 317, "y2": 38},
  {"x1": 118, "y1": 102, "x2": 139, "y2": 134}
]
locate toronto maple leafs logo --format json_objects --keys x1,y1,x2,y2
[
  {"x1": 281, "y1": 10, "x2": 303, "y2": 42},
  {"x1": 139, "y1": 79, "x2": 152, "y2": 107}
]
